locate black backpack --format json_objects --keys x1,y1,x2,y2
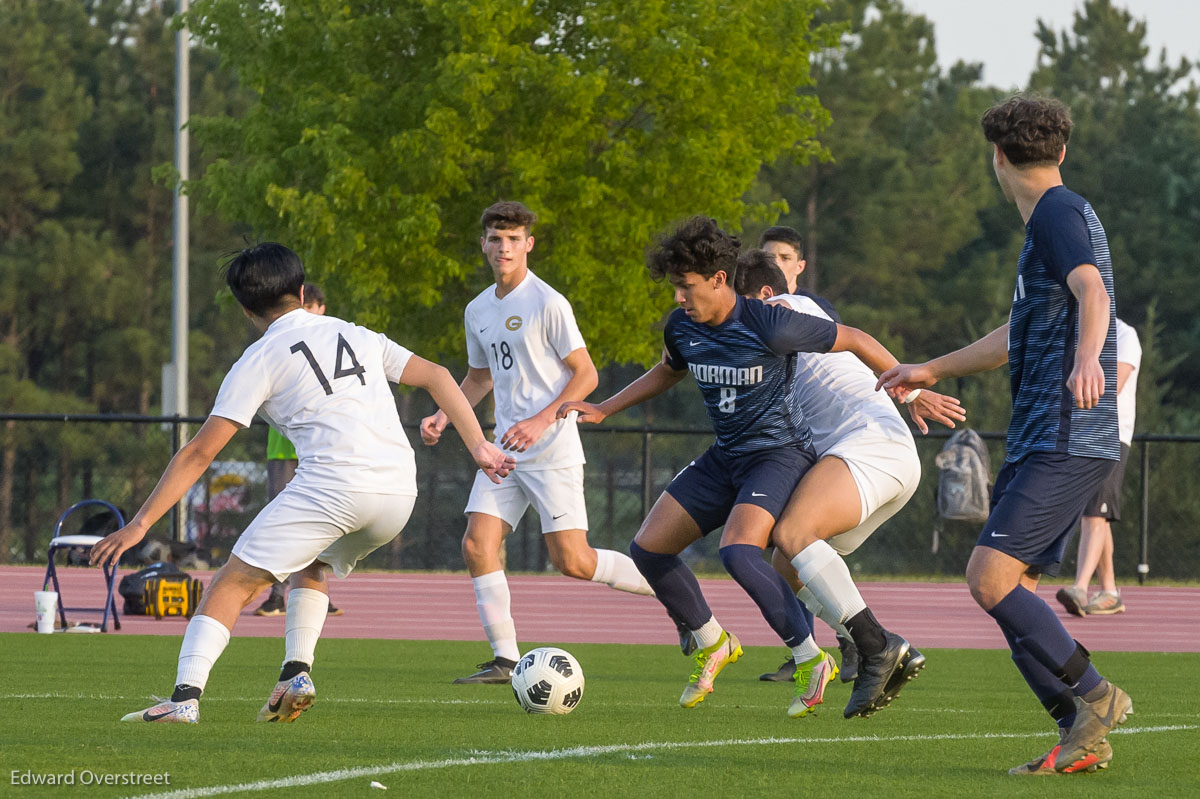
[{"x1": 118, "y1": 561, "x2": 203, "y2": 618}]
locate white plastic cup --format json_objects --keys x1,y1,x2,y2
[{"x1": 34, "y1": 590, "x2": 59, "y2": 634}]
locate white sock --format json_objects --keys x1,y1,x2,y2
[
  {"x1": 284, "y1": 588, "x2": 329, "y2": 668},
  {"x1": 692, "y1": 616, "x2": 724, "y2": 650},
  {"x1": 791, "y1": 635, "x2": 822, "y2": 664},
  {"x1": 591, "y1": 549, "x2": 656, "y2": 596},
  {"x1": 796, "y1": 585, "x2": 853, "y2": 639},
  {"x1": 791, "y1": 540, "x2": 867, "y2": 625},
  {"x1": 175, "y1": 614, "x2": 231, "y2": 691},
  {"x1": 473, "y1": 571, "x2": 520, "y2": 662}
]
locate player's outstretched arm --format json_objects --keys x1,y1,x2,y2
[
  {"x1": 830, "y1": 325, "x2": 901, "y2": 378},
  {"x1": 558, "y1": 351, "x2": 687, "y2": 424},
  {"x1": 90, "y1": 416, "x2": 240, "y2": 568},
  {"x1": 877, "y1": 323, "x2": 1010, "y2": 395},
  {"x1": 1066, "y1": 264, "x2": 1111, "y2": 409},
  {"x1": 419, "y1": 367, "x2": 493, "y2": 446},
  {"x1": 906, "y1": 389, "x2": 967, "y2": 435},
  {"x1": 402, "y1": 357, "x2": 514, "y2": 482},
  {"x1": 500, "y1": 347, "x2": 598, "y2": 452}
]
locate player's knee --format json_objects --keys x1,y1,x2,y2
[
  {"x1": 461, "y1": 532, "x2": 489, "y2": 567},
  {"x1": 773, "y1": 528, "x2": 820, "y2": 558},
  {"x1": 966, "y1": 572, "x2": 1005, "y2": 610},
  {"x1": 549, "y1": 547, "x2": 592, "y2": 579}
]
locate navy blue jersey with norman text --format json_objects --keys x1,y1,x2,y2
[
  {"x1": 1007, "y1": 186, "x2": 1119, "y2": 462},
  {"x1": 664, "y1": 295, "x2": 838, "y2": 455}
]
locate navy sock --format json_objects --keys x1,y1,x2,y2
[
  {"x1": 987, "y1": 586, "x2": 1103, "y2": 697},
  {"x1": 998, "y1": 620, "x2": 1076, "y2": 729},
  {"x1": 719, "y1": 544, "x2": 811, "y2": 647},
  {"x1": 629, "y1": 541, "x2": 713, "y2": 629},
  {"x1": 799, "y1": 601, "x2": 815, "y2": 635}
]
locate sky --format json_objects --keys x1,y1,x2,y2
[{"x1": 901, "y1": 0, "x2": 1200, "y2": 89}]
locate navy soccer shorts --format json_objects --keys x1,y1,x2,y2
[
  {"x1": 1082, "y1": 442, "x2": 1130, "y2": 521},
  {"x1": 980, "y1": 451, "x2": 1116, "y2": 576},
  {"x1": 665, "y1": 442, "x2": 817, "y2": 535}
]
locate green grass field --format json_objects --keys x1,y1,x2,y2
[{"x1": 3, "y1": 634, "x2": 1198, "y2": 798}]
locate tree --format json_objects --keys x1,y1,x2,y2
[
  {"x1": 1029, "y1": 0, "x2": 1200, "y2": 427},
  {"x1": 185, "y1": 0, "x2": 834, "y2": 365},
  {"x1": 0, "y1": 0, "x2": 94, "y2": 561},
  {"x1": 0, "y1": 1, "x2": 252, "y2": 561},
  {"x1": 755, "y1": 0, "x2": 1000, "y2": 361}
]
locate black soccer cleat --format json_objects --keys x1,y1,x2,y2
[
  {"x1": 678, "y1": 621, "x2": 698, "y2": 656},
  {"x1": 759, "y1": 653, "x2": 796, "y2": 682},
  {"x1": 253, "y1": 595, "x2": 286, "y2": 617},
  {"x1": 843, "y1": 631, "x2": 911, "y2": 719},
  {"x1": 871, "y1": 645, "x2": 926, "y2": 713},
  {"x1": 837, "y1": 634, "x2": 859, "y2": 683},
  {"x1": 452, "y1": 657, "x2": 517, "y2": 685}
]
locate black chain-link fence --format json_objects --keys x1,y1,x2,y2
[{"x1": 2, "y1": 414, "x2": 1196, "y2": 581}]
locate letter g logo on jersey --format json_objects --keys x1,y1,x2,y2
[{"x1": 505, "y1": 315, "x2": 523, "y2": 331}]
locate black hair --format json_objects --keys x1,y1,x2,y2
[
  {"x1": 758, "y1": 225, "x2": 804, "y2": 258},
  {"x1": 222, "y1": 243, "x2": 305, "y2": 316},
  {"x1": 647, "y1": 216, "x2": 740, "y2": 282},
  {"x1": 302, "y1": 283, "x2": 325, "y2": 307},
  {"x1": 734, "y1": 249, "x2": 789, "y2": 296}
]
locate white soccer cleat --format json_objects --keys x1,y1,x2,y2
[
  {"x1": 256, "y1": 673, "x2": 316, "y2": 723},
  {"x1": 121, "y1": 697, "x2": 199, "y2": 723}
]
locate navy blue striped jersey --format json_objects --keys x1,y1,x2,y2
[
  {"x1": 663, "y1": 295, "x2": 838, "y2": 455},
  {"x1": 1007, "y1": 186, "x2": 1119, "y2": 463}
]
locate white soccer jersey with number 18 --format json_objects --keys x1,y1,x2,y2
[
  {"x1": 464, "y1": 270, "x2": 587, "y2": 470},
  {"x1": 211, "y1": 309, "x2": 417, "y2": 495}
]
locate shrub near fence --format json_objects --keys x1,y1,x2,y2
[{"x1": 2, "y1": 415, "x2": 1197, "y2": 581}]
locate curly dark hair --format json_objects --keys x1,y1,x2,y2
[
  {"x1": 981, "y1": 95, "x2": 1073, "y2": 166},
  {"x1": 480, "y1": 201, "x2": 537, "y2": 234},
  {"x1": 734, "y1": 249, "x2": 788, "y2": 297},
  {"x1": 647, "y1": 216, "x2": 741, "y2": 282}
]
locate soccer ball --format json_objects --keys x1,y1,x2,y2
[{"x1": 511, "y1": 647, "x2": 585, "y2": 715}]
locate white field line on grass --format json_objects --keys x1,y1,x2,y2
[
  {"x1": 8, "y1": 692, "x2": 1200, "y2": 719},
  {"x1": 125, "y1": 725, "x2": 1199, "y2": 799}
]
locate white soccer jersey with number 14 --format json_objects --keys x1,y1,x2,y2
[
  {"x1": 464, "y1": 270, "x2": 587, "y2": 470},
  {"x1": 211, "y1": 309, "x2": 417, "y2": 495}
]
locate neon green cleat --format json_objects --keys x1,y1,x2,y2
[
  {"x1": 679, "y1": 631, "x2": 742, "y2": 708},
  {"x1": 789, "y1": 649, "x2": 839, "y2": 719}
]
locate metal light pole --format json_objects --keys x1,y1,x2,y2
[{"x1": 170, "y1": 0, "x2": 191, "y2": 544}]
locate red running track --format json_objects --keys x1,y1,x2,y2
[{"x1": 2, "y1": 565, "x2": 1197, "y2": 652}]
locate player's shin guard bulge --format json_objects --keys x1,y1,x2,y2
[
  {"x1": 257, "y1": 672, "x2": 316, "y2": 723},
  {"x1": 789, "y1": 649, "x2": 838, "y2": 719},
  {"x1": 680, "y1": 631, "x2": 742, "y2": 708}
]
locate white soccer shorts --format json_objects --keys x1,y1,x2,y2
[
  {"x1": 823, "y1": 422, "x2": 921, "y2": 556},
  {"x1": 464, "y1": 465, "x2": 588, "y2": 533},
  {"x1": 232, "y1": 481, "x2": 416, "y2": 582}
]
